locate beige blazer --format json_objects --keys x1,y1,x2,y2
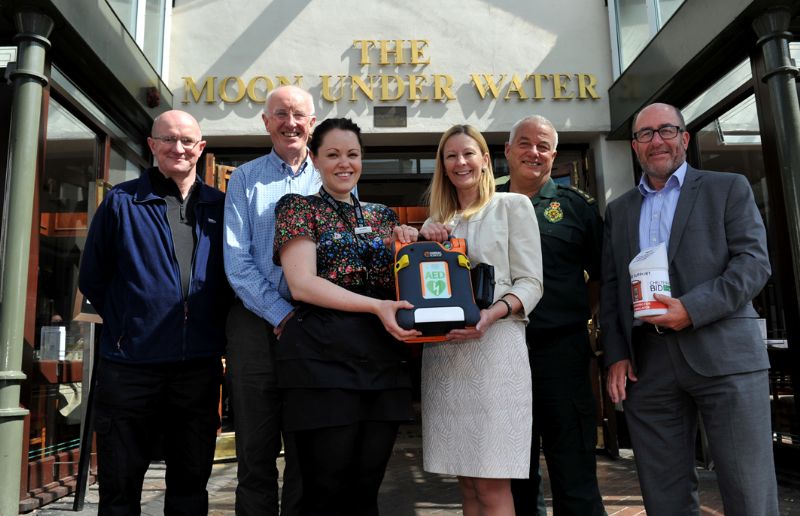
[{"x1": 428, "y1": 192, "x2": 544, "y2": 322}]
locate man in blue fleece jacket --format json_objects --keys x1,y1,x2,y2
[{"x1": 79, "y1": 109, "x2": 231, "y2": 515}]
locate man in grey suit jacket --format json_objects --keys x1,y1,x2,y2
[{"x1": 600, "y1": 103, "x2": 778, "y2": 515}]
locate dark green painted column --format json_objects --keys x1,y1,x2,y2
[
  {"x1": 0, "y1": 9, "x2": 53, "y2": 514},
  {"x1": 752, "y1": 7, "x2": 800, "y2": 311},
  {"x1": 753, "y1": 4, "x2": 800, "y2": 453}
]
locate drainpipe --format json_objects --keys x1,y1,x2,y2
[
  {"x1": 752, "y1": 7, "x2": 800, "y2": 314},
  {"x1": 752, "y1": 6, "x2": 800, "y2": 448},
  {"x1": 0, "y1": 9, "x2": 53, "y2": 515}
]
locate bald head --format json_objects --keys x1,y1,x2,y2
[
  {"x1": 264, "y1": 85, "x2": 314, "y2": 116},
  {"x1": 151, "y1": 109, "x2": 202, "y2": 138},
  {"x1": 261, "y1": 85, "x2": 317, "y2": 165},
  {"x1": 631, "y1": 103, "x2": 690, "y2": 190},
  {"x1": 147, "y1": 110, "x2": 206, "y2": 188},
  {"x1": 632, "y1": 103, "x2": 685, "y2": 134}
]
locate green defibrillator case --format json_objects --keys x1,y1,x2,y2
[{"x1": 393, "y1": 238, "x2": 481, "y2": 343}]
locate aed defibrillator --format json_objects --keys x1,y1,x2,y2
[{"x1": 394, "y1": 238, "x2": 481, "y2": 343}]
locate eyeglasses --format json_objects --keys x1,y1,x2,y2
[
  {"x1": 632, "y1": 125, "x2": 683, "y2": 143},
  {"x1": 270, "y1": 110, "x2": 311, "y2": 121},
  {"x1": 151, "y1": 135, "x2": 202, "y2": 150}
]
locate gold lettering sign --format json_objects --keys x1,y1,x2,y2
[
  {"x1": 350, "y1": 75, "x2": 376, "y2": 101},
  {"x1": 353, "y1": 39, "x2": 430, "y2": 65},
  {"x1": 577, "y1": 73, "x2": 599, "y2": 99},
  {"x1": 321, "y1": 75, "x2": 346, "y2": 102},
  {"x1": 181, "y1": 38, "x2": 601, "y2": 105},
  {"x1": 433, "y1": 74, "x2": 456, "y2": 101},
  {"x1": 183, "y1": 76, "x2": 216, "y2": 104},
  {"x1": 183, "y1": 75, "x2": 304, "y2": 104},
  {"x1": 219, "y1": 76, "x2": 246, "y2": 103},
  {"x1": 526, "y1": 73, "x2": 549, "y2": 100},
  {"x1": 409, "y1": 40, "x2": 430, "y2": 65},
  {"x1": 552, "y1": 73, "x2": 574, "y2": 100},
  {"x1": 182, "y1": 72, "x2": 601, "y2": 104},
  {"x1": 470, "y1": 74, "x2": 506, "y2": 99}
]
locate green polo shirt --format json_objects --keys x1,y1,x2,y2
[{"x1": 498, "y1": 177, "x2": 603, "y2": 330}]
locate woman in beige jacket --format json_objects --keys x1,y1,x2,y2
[{"x1": 419, "y1": 124, "x2": 544, "y2": 515}]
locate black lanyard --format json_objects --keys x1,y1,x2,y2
[
  {"x1": 318, "y1": 187, "x2": 372, "y2": 239},
  {"x1": 318, "y1": 187, "x2": 376, "y2": 289}
]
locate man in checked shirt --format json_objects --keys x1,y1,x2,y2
[{"x1": 223, "y1": 85, "x2": 318, "y2": 516}]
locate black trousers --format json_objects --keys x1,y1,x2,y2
[
  {"x1": 293, "y1": 420, "x2": 399, "y2": 516},
  {"x1": 94, "y1": 357, "x2": 222, "y2": 516},
  {"x1": 226, "y1": 301, "x2": 301, "y2": 516},
  {"x1": 511, "y1": 327, "x2": 605, "y2": 516}
]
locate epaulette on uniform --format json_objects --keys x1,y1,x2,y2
[{"x1": 560, "y1": 184, "x2": 596, "y2": 205}]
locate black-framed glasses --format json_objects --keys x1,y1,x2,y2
[
  {"x1": 151, "y1": 135, "x2": 202, "y2": 149},
  {"x1": 632, "y1": 125, "x2": 683, "y2": 143},
  {"x1": 270, "y1": 110, "x2": 311, "y2": 121}
]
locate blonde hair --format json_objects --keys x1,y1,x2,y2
[{"x1": 426, "y1": 125, "x2": 496, "y2": 223}]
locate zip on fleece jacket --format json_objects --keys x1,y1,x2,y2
[{"x1": 78, "y1": 168, "x2": 232, "y2": 364}]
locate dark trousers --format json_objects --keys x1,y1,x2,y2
[
  {"x1": 293, "y1": 420, "x2": 399, "y2": 516},
  {"x1": 94, "y1": 357, "x2": 222, "y2": 516},
  {"x1": 512, "y1": 328, "x2": 605, "y2": 515},
  {"x1": 226, "y1": 301, "x2": 301, "y2": 516},
  {"x1": 625, "y1": 332, "x2": 777, "y2": 516}
]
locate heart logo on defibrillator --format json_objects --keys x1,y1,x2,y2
[{"x1": 421, "y1": 262, "x2": 452, "y2": 299}]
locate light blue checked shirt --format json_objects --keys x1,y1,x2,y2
[
  {"x1": 638, "y1": 161, "x2": 687, "y2": 252},
  {"x1": 224, "y1": 150, "x2": 320, "y2": 326}
]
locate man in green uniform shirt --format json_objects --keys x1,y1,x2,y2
[{"x1": 501, "y1": 115, "x2": 605, "y2": 515}]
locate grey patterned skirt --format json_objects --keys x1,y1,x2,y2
[{"x1": 421, "y1": 320, "x2": 532, "y2": 478}]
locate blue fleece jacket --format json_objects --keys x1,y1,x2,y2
[{"x1": 79, "y1": 168, "x2": 232, "y2": 364}]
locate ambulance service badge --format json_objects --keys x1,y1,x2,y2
[{"x1": 544, "y1": 201, "x2": 564, "y2": 223}]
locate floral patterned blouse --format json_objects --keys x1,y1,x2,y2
[{"x1": 273, "y1": 193, "x2": 398, "y2": 299}]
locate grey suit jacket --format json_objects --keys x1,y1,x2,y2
[{"x1": 600, "y1": 165, "x2": 772, "y2": 376}]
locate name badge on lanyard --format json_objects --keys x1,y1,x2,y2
[{"x1": 319, "y1": 187, "x2": 372, "y2": 240}]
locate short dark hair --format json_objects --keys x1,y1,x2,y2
[{"x1": 308, "y1": 118, "x2": 363, "y2": 155}]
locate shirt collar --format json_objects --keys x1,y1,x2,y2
[
  {"x1": 499, "y1": 177, "x2": 556, "y2": 199},
  {"x1": 149, "y1": 167, "x2": 199, "y2": 200},
  {"x1": 267, "y1": 148, "x2": 312, "y2": 177},
  {"x1": 638, "y1": 161, "x2": 687, "y2": 196},
  {"x1": 532, "y1": 178, "x2": 558, "y2": 200}
]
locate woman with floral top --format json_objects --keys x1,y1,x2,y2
[{"x1": 272, "y1": 117, "x2": 420, "y2": 515}]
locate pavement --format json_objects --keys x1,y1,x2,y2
[{"x1": 32, "y1": 423, "x2": 800, "y2": 515}]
